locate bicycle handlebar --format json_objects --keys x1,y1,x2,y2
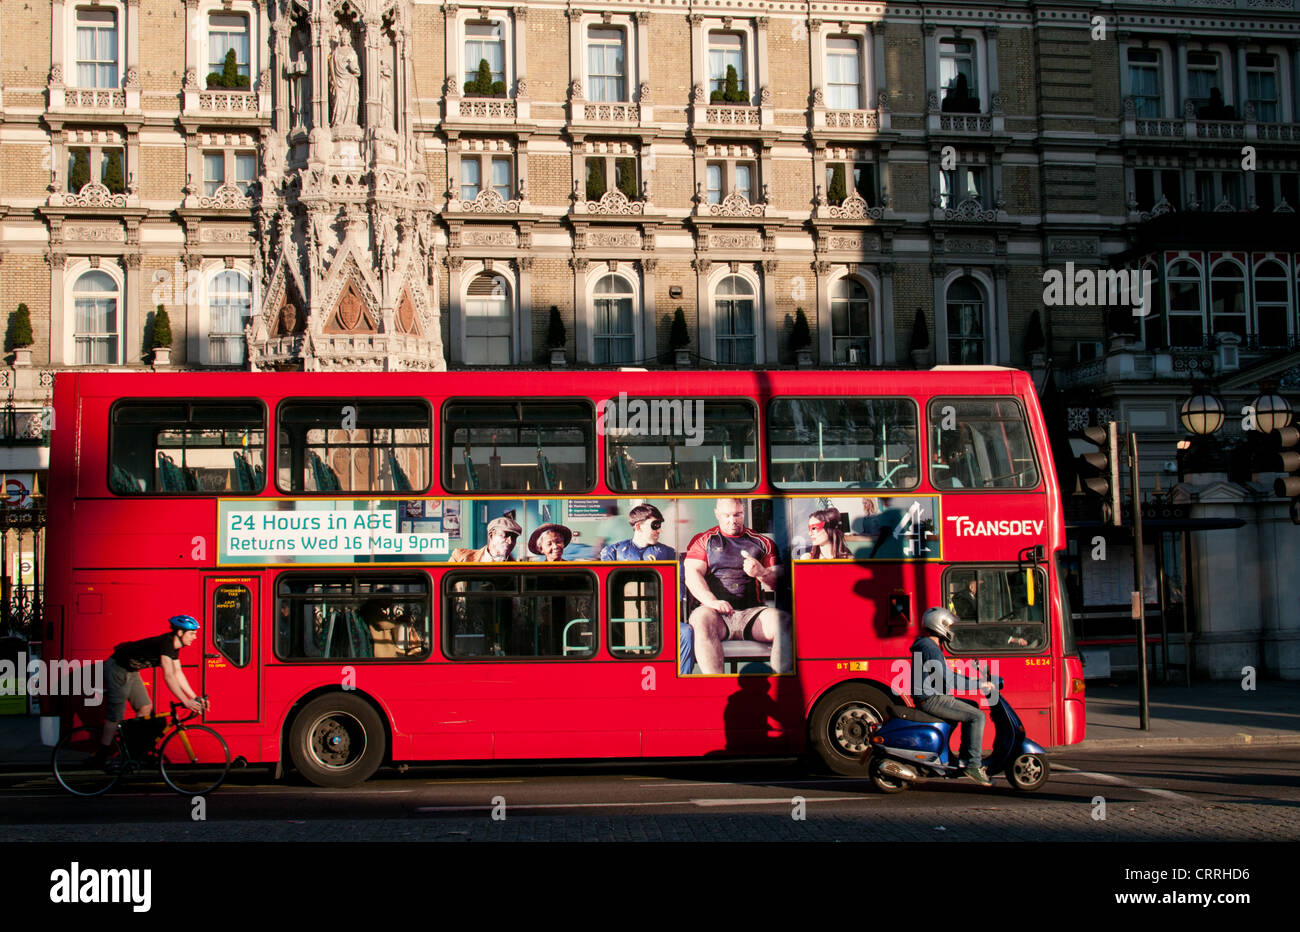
[{"x1": 170, "y1": 695, "x2": 209, "y2": 724}]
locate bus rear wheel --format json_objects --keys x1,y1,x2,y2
[
  {"x1": 810, "y1": 684, "x2": 890, "y2": 776},
  {"x1": 289, "y1": 694, "x2": 386, "y2": 788}
]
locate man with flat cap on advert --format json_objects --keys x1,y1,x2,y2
[{"x1": 450, "y1": 515, "x2": 522, "y2": 562}]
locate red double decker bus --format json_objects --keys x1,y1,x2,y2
[{"x1": 42, "y1": 367, "x2": 1083, "y2": 786}]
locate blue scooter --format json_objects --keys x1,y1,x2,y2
[{"x1": 865, "y1": 676, "x2": 1050, "y2": 793}]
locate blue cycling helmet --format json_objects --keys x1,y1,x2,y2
[{"x1": 169, "y1": 614, "x2": 200, "y2": 631}]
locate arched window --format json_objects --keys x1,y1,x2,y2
[
  {"x1": 73, "y1": 269, "x2": 120, "y2": 364},
  {"x1": 464, "y1": 273, "x2": 512, "y2": 365},
  {"x1": 1254, "y1": 259, "x2": 1290, "y2": 348},
  {"x1": 946, "y1": 278, "x2": 984, "y2": 364},
  {"x1": 1166, "y1": 259, "x2": 1204, "y2": 347},
  {"x1": 209, "y1": 270, "x2": 252, "y2": 365},
  {"x1": 1209, "y1": 259, "x2": 1246, "y2": 340},
  {"x1": 830, "y1": 277, "x2": 871, "y2": 364},
  {"x1": 593, "y1": 274, "x2": 635, "y2": 364},
  {"x1": 714, "y1": 275, "x2": 756, "y2": 364}
]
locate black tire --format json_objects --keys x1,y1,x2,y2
[
  {"x1": 53, "y1": 726, "x2": 121, "y2": 797},
  {"x1": 159, "y1": 725, "x2": 231, "y2": 795},
  {"x1": 868, "y1": 755, "x2": 910, "y2": 794},
  {"x1": 1006, "y1": 753, "x2": 1049, "y2": 792},
  {"x1": 289, "y1": 693, "x2": 386, "y2": 788},
  {"x1": 809, "y1": 683, "x2": 891, "y2": 776}
]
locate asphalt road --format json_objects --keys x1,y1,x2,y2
[{"x1": 3, "y1": 745, "x2": 1299, "y2": 842}]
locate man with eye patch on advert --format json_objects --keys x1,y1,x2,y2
[{"x1": 600, "y1": 504, "x2": 676, "y2": 561}]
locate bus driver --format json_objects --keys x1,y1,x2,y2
[{"x1": 684, "y1": 498, "x2": 792, "y2": 675}]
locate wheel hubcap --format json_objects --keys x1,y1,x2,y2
[
  {"x1": 1014, "y1": 755, "x2": 1042, "y2": 784},
  {"x1": 309, "y1": 713, "x2": 365, "y2": 770},
  {"x1": 832, "y1": 703, "x2": 879, "y2": 755}
]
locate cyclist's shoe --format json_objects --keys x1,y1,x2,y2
[
  {"x1": 86, "y1": 747, "x2": 119, "y2": 773},
  {"x1": 964, "y1": 764, "x2": 993, "y2": 786}
]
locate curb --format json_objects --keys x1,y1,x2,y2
[{"x1": 1071, "y1": 733, "x2": 1300, "y2": 751}]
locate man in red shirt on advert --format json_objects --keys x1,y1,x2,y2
[{"x1": 684, "y1": 497, "x2": 792, "y2": 674}]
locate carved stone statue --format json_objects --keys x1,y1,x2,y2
[
  {"x1": 330, "y1": 32, "x2": 361, "y2": 128},
  {"x1": 379, "y1": 60, "x2": 395, "y2": 131},
  {"x1": 286, "y1": 50, "x2": 309, "y2": 129}
]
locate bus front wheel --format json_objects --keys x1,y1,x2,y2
[
  {"x1": 289, "y1": 694, "x2": 386, "y2": 788},
  {"x1": 810, "y1": 684, "x2": 890, "y2": 776}
]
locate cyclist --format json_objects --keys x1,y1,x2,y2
[{"x1": 91, "y1": 615, "x2": 209, "y2": 764}]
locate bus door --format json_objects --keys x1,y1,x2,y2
[
  {"x1": 202, "y1": 577, "x2": 260, "y2": 722},
  {"x1": 943, "y1": 564, "x2": 1054, "y2": 745}
]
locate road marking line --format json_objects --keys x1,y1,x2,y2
[
  {"x1": 415, "y1": 795, "x2": 873, "y2": 813},
  {"x1": 1053, "y1": 765, "x2": 1193, "y2": 801}
]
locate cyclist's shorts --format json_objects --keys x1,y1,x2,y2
[{"x1": 105, "y1": 659, "x2": 150, "y2": 722}]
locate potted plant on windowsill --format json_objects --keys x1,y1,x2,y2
[
  {"x1": 206, "y1": 49, "x2": 251, "y2": 90},
  {"x1": 6, "y1": 303, "x2": 33, "y2": 367},
  {"x1": 670, "y1": 306, "x2": 691, "y2": 368},
  {"x1": 1025, "y1": 308, "x2": 1046, "y2": 369},
  {"x1": 709, "y1": 65, "x2": 749, "y2": 104},
  {"x1": 464, "y1": 58, "x2": 507, "y2": 98},
  {"x1": 791, "y1": 307, "x2": 813, "y2": 368},
  {"x1": 547, "y1": 305, "x2": 567, "y2": 368},
  {"x1": 150, "y1": 304, "x2": 173, "y2": 367},
  {"x1": 909, "y1": 307, "x2": 932, "y2": 368}
]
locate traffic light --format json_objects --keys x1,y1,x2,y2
[
  {"x1": 1268, "y1": 426, "x2": 1300, "y2": 525},
  {"x1": 1075, "y1": 422, "x2": 1121, "y2": 526}
]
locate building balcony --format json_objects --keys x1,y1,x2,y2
[
  {"x1": 444, "y1": 81, "x2": 529, "y2": 126},
  {"x1": 815, "y1": 192, "x2": 889, "y2": 222},
  {"x1": 931, "y1": 195, "x2": 1004, "y2": 224},
  {"x1": 1123, "y1": 98, "x2": 1300, "y2": 145},
  {"x1": 446, "y1": 187, "x2": 524, "y2": 215},
  {"x1": 926, "y1": 93, "x2": 1006, "y2": 136},
  {"x1": 692, "y1": 189, "x2": 767, "y2": 221},
  {"x1": 690, "y1": 86, "x2": 774, "y2": 137}
]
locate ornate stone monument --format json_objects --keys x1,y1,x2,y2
[{"x1": 248, "y1": 0, "x2": 443, "y2": 371}]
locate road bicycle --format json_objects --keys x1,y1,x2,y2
[{"x1": 52, "y1": 699, "x2": 230, "y2": 797}]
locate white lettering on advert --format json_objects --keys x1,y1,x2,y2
[{"x1": 946, "y1": 516, "x2": 1044, "y2": 537}]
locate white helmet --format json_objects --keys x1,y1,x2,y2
[{"x1": 922, "y1": 606, "x2": 957, "y2": 643}]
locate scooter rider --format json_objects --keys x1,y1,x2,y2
[{"x1": 911, "y1": 607, "x2": 995, "y2": 786}]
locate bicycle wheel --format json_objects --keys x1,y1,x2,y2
[
  {"x1": 158, "y1": 724, "x2": 230, "y2": 795},
  {"x1": 52, "y1": 726, "x2": 122, "y2": 797}
]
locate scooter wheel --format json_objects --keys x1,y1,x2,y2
[
  {"x1": 1006, "y1": 753, "x2": 1049, "y2": 792},
  {"x1": 869, "y1": 756, "x2": 910, "y2": 794}
]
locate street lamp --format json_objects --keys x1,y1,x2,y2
[
  {"x1": 1251, "y1": 392, "x2": 1293, "y2": 434},
  {"x1": 1179, "y1": 392, "x2": 1225, "y2": 436}
]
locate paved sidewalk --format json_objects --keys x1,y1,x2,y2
[{"x1": 3, "y1": 679, "x2": 1299, "y2": 771}]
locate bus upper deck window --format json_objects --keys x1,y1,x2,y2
[
  {"x1": 110, "y1": 401, "x2": 265, "y2": 495},
  {"x1": 444, "y1": 401, "x2": 594, "y2": 493},
  {"x1": 276, "y1": 400, "x2": 431, "y2": 495},
  {"x1": 768, "y1": 397, "x2": 918, "y2": 490},
  {"x1": 605, "y1": 399, "x2": 756, "y2": 492},
  {"x1": 927, "y1": 398, "x2": 1040, "y2": 490}
]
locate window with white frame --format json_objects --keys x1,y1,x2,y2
[
  {"x1": 939, "y1": 164, "x2": 987, "y2": 209},
  {"x1": 946, "y1": 278, "x2": 985, "y2": 364},
  {"x1": 939, "y1": 38, "x2": 979, "y2": 112},
  {"x1": 831, "y1": 278, "x2": 871, "y2": 365},
  {"x1": 585, "y1": 150, "x2": 639, "y2": 201},
  {"x1": 1246, "y1": 54, "x2": 1279, "y2": 123},
  {"x1": 1187, "y1": 51, "x2": 1224, "y2": 114},
  {"x1": 73, "y1": 269, "x2": 120, "y2": 365},
  {"x1": 1195, "y1": 170, "x2": 1242, "y2": 210},
  {"x1": 208, "y1": 269, "x2": 252, "y2": 365},
  {"x1": 714, "y1": 275, "x2": 756, "y2": 364},
  {"x1": 460, "y1": 152, "x2": 512, "y2": 201},
  {"x1": 593, "y1": 274, "x2": 636, "y2": 365},
  {"x1": 826, "y1": 160, "x2": 877, "y2": 207},
  {"x1": 1209, "y1": 259, "x2": 1247, "y2": 340},
  {"x1": 1166, "y1": 259, "x2": 1204, "y2": 347},
  {"x1": 203, "y1": 152, "x2": 225, "y2": 196},
  {"x1": 207, "y1": 12, "x2": 251, "y2": 89},
  {"x1": 705, "y1": 160, "x2": 757, "y2": 204},
  {"x1": 1133, "y1": 168, "x2": 1182, "y2": 212},
  {"x1": 1127, "y1": 48, "x2": 1162, "y2": 118},
  {"x1": 1254, "y1": 259, "x2": 1290, "y2": 348},
  {"x1": 75, "y1": 8, "x2": 118, "y2": 89},
  {"x1": 708, "y1": 32, "x2": 747, "y2": 102},
  {"x1": 234, "y1": 152, "x2": 256, "y2": 194},
  {"x1": 67, "y1": 144, "x2": 126, "y2": 194},
  {"x1": 464, "y1": 273, "x2": 513, "y2": 364},
  {"x1": 825, "y1": 36, "x2": 861, "y2": 110},
  {"x1": 587, "y1": 26, "x2": 627, "y2": 102},
  {"x1": 464, "y1": 21, "x2": 506, "y2": 95}
]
